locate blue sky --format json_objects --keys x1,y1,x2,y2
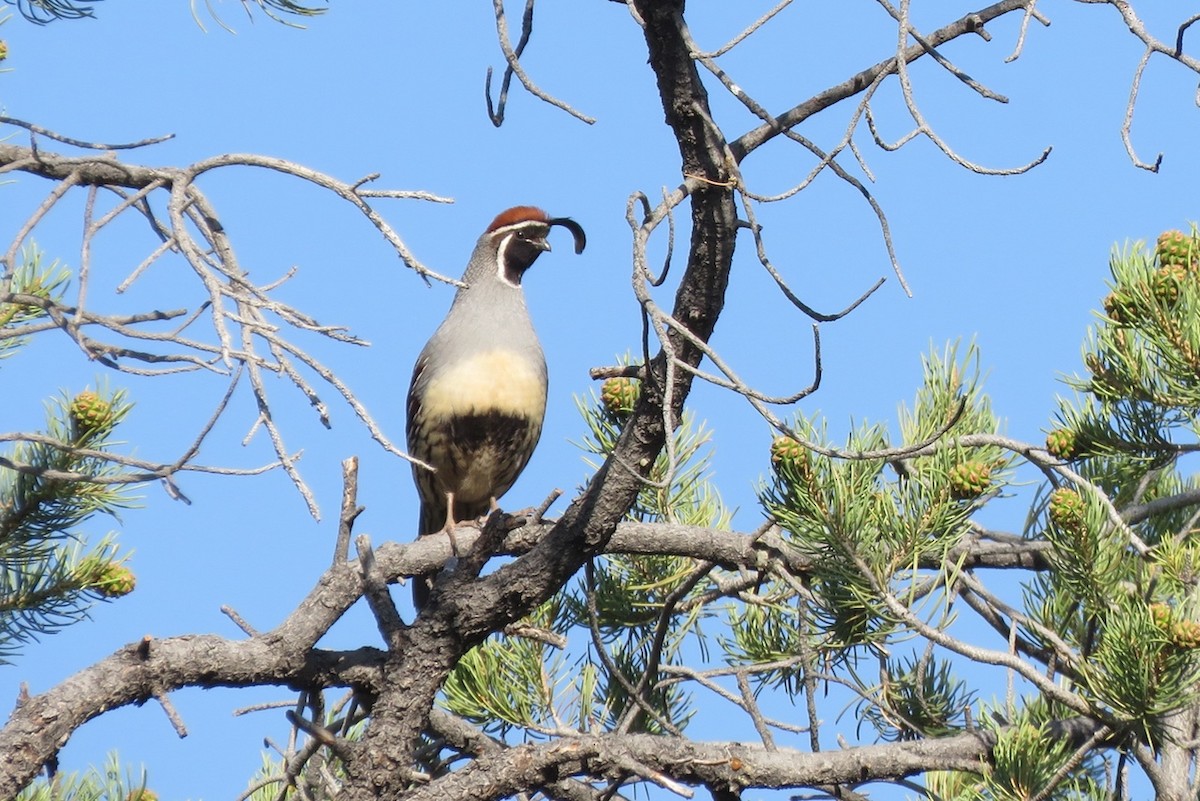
[{"x1": 2, "y1": 2, "x2": 1199, "y2": 798}]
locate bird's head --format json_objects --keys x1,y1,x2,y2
[{"x1": 477, "y1": 205, "x2": 587, "y2": 288}]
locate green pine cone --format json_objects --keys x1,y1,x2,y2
[
  {"x1": 1151, "y1": 263, "x2": 1189, "y2": 305},
  {"x1": 1102, "y1": 289, "x2": 1138, "y2": 325},
  {"x1": 948, "y1": 460, "x2": 992, "y2": 500},
  {"x1": 1173, "y1": 618, "x2": 1200, "y2": 649},
  {"x1": 1156, "y1": 229, "x2": 1198, "y2": 269},
  {"x1": 1085, "y1": 354, "x2": 1122, "y2": 400},
  {"x1": 69, "y1": 390, "x2": 115, "y2": 438},
  {"x1": 1047, "y1": 487, "x2": 1086, "y2": 531},
  {"x1": 1150, "y1": 603, "x2": 1200, "y2": 649},
  {"x1": 771, "y1": 436, "x2": 817, "y2": 489},
  {"x1": 600, "y1": 377, "x2": 640, "y2": 419},
  {"x1": 94, "y1": 564, "x2": 136, "y2": 598},
  {"x1": 1045, "y1": 429, "x2": 1078, "y2": 460},
  {"x1": 770, "y1": 435, "x2": 806, "y2": 470},
  {"x1": 1151, "y1": 602, "x2": 1172, "y2": 631}
]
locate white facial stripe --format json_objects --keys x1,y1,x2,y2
[
  {"x1": 495, "y1": 220, "x2": 544, "y2": 235},
  {"x1": 496, "y1": 232, "x2": 519, "y2": 288}
]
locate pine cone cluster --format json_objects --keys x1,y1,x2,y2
[{"x1": 1150, "y1": 603, "x2": 1200, "y2": 650}]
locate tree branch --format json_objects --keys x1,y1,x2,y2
[{"x1": 398, "y1": 720, "x2": 1109, "y2": 800}]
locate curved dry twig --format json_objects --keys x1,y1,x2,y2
[
  {"x1": 1076, "y1": 0, "x2": 1200, "y2": 169},
  {"x1": 0, "y1": 431, "x2": 286, "y2": 484},
  {"x1": 739, "y1": 193, "x2": 887, "y2": 322},
  {"x1": 486, "y1": 0, "x2": 596, "y2": 126},
  {"x1": 890, "y1": 0, "x2": 1052, "y2": 176},
  {"x1": 0, "y1": 115, "x2": 175, "y2": 150},
  {"x1": 1120, "y1": 48, "x2": 1163, "y2": 172},
  {"x1": 1005, "y1": 1, "x2": 1050, "y2": 62},
  {"x1": 874, "y1": 0, "x2": 1010, "y2": 102},
  {"x1": 1176, "y1": 13, "x2": 1200, "y2": 55},
  {"x1": 680, "y1": 25, "x2": 913, "y2": 294}
]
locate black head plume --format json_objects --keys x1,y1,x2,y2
[{"x1": 549, "y1": 217, "x2": 586, "y2": 255}]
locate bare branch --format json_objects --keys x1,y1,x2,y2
[
  {"x1": 890, "y1": 0, "x2": 1052, "y2": 175},
  {"x1": 0, "y1": 116, "x2": 175, "y2": 149},
  {"x1": 1121, "y1": 48, "x2": 1163, "y2": 171},
  {"x1": 0, "y1": 136, "x2": 452, "y2": 515},
  {"x1": 486, "y1": 0, "x2": 596, "y2": 126}
]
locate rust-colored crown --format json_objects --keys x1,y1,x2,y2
[{"x1": 486, "y1": 206, "x2": 550, "y2": 233}]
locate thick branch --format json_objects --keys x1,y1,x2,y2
[
  {"x1": 400, "y1": 719, "x2": 1109, "y2": 800},
  {"x1": 0, "y1": 634, "x2": 384, "y2": 798}
]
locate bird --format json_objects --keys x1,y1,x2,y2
[{"x1": 406, "y1": 205, "x2": 586, "y2": 609}]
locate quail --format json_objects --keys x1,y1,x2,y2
[{"x1": 406, "y1": 206, "x2": 586, "y2": 609}]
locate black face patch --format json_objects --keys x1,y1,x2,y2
[{"x1": 499, "y1": 226, "x2": 550, "y2": 284}]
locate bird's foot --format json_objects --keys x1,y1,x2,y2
[
  {"x1": 494, "y1": 506, "x2": 540, "y2": 531},
  {"x1": 445, "y1": 516, "x2": 492, "y2": 558},
  {"x1": 444, "y1": 524, "x2": 465, "y2": 559}
]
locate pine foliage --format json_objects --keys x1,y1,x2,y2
[
  {"x1": 15, "y1": 753, "x2": 154, "y2": 801},
  {"x1": 1, "y1": 245, "x2": 137, "y2": 661}
]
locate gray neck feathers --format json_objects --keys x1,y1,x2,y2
[{"x1": 424, "y1": 237, "x2": 543, "y2": 367}]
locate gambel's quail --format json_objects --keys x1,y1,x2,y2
[{"x1": 406, "y1": 206, "x2": 586, "y2": 609}]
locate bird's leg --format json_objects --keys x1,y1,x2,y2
[
  {"x1": 441, "y1": 490, "x2": 461, "y2": 557},
  {"x1": 479, "y1": 496, "x2": 510, "y2": 527}
]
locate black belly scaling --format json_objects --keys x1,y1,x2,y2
[
  {"x1": 448, "y1": 411, "x2": 535, "y2": 458},
  {"x1": 438, "y1": 410, "x2": 539, "y2": 498}
]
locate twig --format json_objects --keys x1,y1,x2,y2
[
  {"x1": 0, "y1": 116, "x2": 175, "y2": 149},
  {"x1": 221, "y1": 605, "x2": 259, "y2": 637},
  {"x1": 335, "y1": 457, "x2": 363, "y2": 565},
  {"x1": 357, "y1": 534, "x2": 406, "y2": 649},
  {"x1": 154, "y1": 691, "x2": 189, "y2": 738},
  {"x1": 1120, "y1": 48, "x2": 1163, "y2": 172},
  {"x1": 486, "y1": 0, "x2": 596, "y2": 126}
]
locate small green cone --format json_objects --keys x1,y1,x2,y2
[
  {"x1": 69, "y1": 390, "x2": 115, "y2": 439},
  {"x1": 948, "y1": 460, "x2": 992, "y2": 500},
  {"x1": 1047, "y1": 487, "x2": 1086, "y2": 531},
  {"x1": 1151, "y1": 263, "x2": 1189, "y2": 305},
  {"x1": 95, "y1": 564, "x2": 136, "y2": 598},
  {"x1": 600, "y1": 377, "x2": 640, "y2": 420},
  {"x1": 1045, "y1": 428, "x2": 1079, "y2": 460},
  {"x1": 1156, "y1": 229, "x2": 1198, "y2": 269}
]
